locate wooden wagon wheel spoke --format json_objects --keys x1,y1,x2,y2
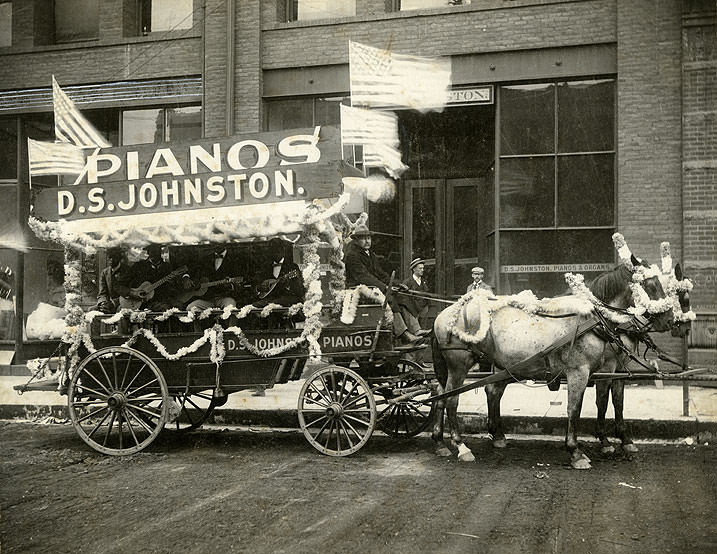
[
  {"x1": 297, "y1": 366, "x2": 376, "y2": 457},
  {"x1": 377, "y1": 359, "x2": 435, "y2": 438},
  {"x1": 164, "y1": 390, "x2": 219, "y2": 433},
  {"x1": 69, "y1": 347, "x2": 168, "y2": 456}
]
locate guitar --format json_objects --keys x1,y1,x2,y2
[
  {"x1": 255, "y1": 269, "x2": 300, "y2": 300},
  {"x1": 119, "y1": 265, "x2": 188, "y2": 309},
  {"x1": 175, "y1": 276, "x2": 246, "y2": 305}
]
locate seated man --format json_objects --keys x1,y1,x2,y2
[
  {"x1": 95, "y1": 247, "x2": 132, "y2": 314},
  {"x1": 124, "y1": 243, "x2": 182, "y2": 312},
  {"x1": 344, "y1": 225, "x2": 425, "y2": 344},
  {"x1": 253, "y1": 238, "x2": 305, "y2": 307},
  {"x1": 398, "y1": 257, "x2": 430, "y2": 335},
  {"x1": 183, "y1": 244, "x2": 247, "y2": 311}
]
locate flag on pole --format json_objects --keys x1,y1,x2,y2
[
  {"x1": 349, "y1": 41, "x2": 452, "y2": 112},
  {"x1": 28, "y1": 138, "x2": 86, "y2": 176},
  {"x1": 363, "y1": 142, "x2": 408, "y2": 179},
  {"x1": 52, "y1": 76, "x2": 111, "y2": 148}
]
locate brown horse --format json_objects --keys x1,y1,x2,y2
[
  {"x1": 594, "y1": 261, "x2": 692, "y2": 454},
  {"x1": 431, "y1": 256, "x2": 674, "y2": 469}
]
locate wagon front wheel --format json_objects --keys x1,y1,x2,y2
[
  {"x1": 298, "y1": 366, "x2": 376, "y2": 456},
  {"x1": 166, "y1": 390, "x2": 217, "y2": 432},
  {"x1": 377, "y1": 359, "x2": 435, "y2": 438},
  {"x1": 68, "y1": 347, "x2": 168, "y2": 455}
]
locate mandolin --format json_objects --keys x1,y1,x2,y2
[
  {"x1": 119, "y1": 265, "x2": 188, "y2": 309},
  {"x1": 255, "y1": 269, "x2": 300, "y2": 300},
  {"x1": 175, "y1": 276, "x2": 246, "y2": 305}
]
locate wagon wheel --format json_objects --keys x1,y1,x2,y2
[
  {"x1": 68, "y1": 346, "x2": 168, "y2": 456},
  {"x1": 166, "y1": 390, "x2": 217, "y2": 432},
  {"x1": 298, "y1": 365, "x2": 376, "y2": 456},
  {"x1": 377, "y1": 359, "x2": 435, "y2": 438}
]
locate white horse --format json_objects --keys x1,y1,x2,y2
[{"x1": 431, "y1": 256, "x2": 674, "y2": 469}]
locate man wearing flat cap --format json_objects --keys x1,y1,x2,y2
[
  {"x1": 398, "y1": 258, "x2": 430, "y2": 335},
  {"x1": 467, "y1": 266, "x2": 493, "y2": 294},
  {"x1": 344, "y1": 225, "x2": 424, "y2": 344}
]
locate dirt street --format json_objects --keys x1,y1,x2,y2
[{"x1": 1, "y1": 421, "x2": 715, "y2": 554}]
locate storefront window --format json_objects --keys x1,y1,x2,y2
[
  {"x1": 54, "y1": 0, "x2": 99, "y2": 43},
  {"x1": 122, "y1": 109, "x2": 164, "y2": 145},
  {"x1": 0, "y1": 1, "x2": 11, "y2": 48},
  {"x1": 167, "y1": 106, "x2": 201, "y2": 142},
  {"x1": 498, "y1": 79, "x2": 616, "y2": 296},
  {"x1": 287, "y1": 0, "x2": 355, "y2": 22}
]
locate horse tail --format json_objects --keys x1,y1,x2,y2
[{"x1": 431, "y1": 333, "x2": 448, "y2": 388}]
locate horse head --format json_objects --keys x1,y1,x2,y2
[{"x1": 627, "y1": 256, "x2": 674, "y2": 333}]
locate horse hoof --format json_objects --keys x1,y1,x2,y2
[
  {"x1": 623, "y1": 443, "x2": 639, "y2": 453},
  {"x1": 601, "y1": 445, "x2": 615, "y2": 454},
  {"x1": 492, "y1": 438, "x2": 508, "y2": 449},
  {"x1": 571, "y1": 458, "x2": 592, "y2": 470},
  {"x1": 458, "y1": 451, "x2": 475, "y2": 462},
  {"x1": 436, "y1": 447, "x2": 452, "y2": 457}
]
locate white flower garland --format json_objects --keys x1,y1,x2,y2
[
  {"x1": 339, "y1": 285, "x2": 393, "y2": 325},
  {"x1": 565, "y1": 273, "x2": 633, "y2": 324}
]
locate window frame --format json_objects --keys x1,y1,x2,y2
[{"x1": 53, "y1": 0, "x2": 100, "y2": 44}]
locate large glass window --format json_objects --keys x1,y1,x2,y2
[
  {"x1": 0, "y1": 1, "x2": 11, "y2": 48},
  {"x1": 54, "y1": 0, "x2": 99, "y2": 43},
  {"x1": 287, "y1": 0, "x2": 355, "y2": 22},
  {"x1": 122, "y1": 106, "x2": 201, "y2": 145},
  {"x1": 138, "y1": 0, "x2": 193, "y2": 34},
  {"x1": 498, "y1": 78, "x2": 616, "y2": 296}
]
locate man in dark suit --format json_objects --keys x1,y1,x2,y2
[
  {"x1": 344, "y1": 225, "x2": 425, "y2": 344},
  {"x1": 253, "y1": 238, "x2": 304, "y2": 307},
  {"x1": 398, "y1": 258, "x2": 430, "y2": 334},
  {"x1": 183, "y1": 244, "x2": 248, "y2": 311},
  {"x1": 95, "y1": 247, "x2": 132, "y2": 314},
  {"x1": 126, "y1": 244, "x2": 181, "y2": 311}
]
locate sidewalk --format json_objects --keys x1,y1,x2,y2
[{"x1": 2, "y1": 370, "x2": 716, "y2": 441}]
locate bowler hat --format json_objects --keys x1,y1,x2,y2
[
  {"x1": 352, "y1": 224, "x2": 372, "y2": 238},
  {"x1": 410, "y1": 258, "x2": 425, "y2": 270}
]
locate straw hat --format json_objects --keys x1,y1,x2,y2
[{"x1": 410, "y1": 258, "x2": 425, "y2": 270}]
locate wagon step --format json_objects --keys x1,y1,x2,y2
[{"x1": 14, "y1": 377, "x2": 62, "y2": 394}]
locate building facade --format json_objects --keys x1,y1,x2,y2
[{"x1": 0, "y1": 0, "x2": 714, "y2": 364}]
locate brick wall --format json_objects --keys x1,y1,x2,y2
[
  {"x1": 234, "y1": 0, "x2": 262, "y2": 133},
  {"x1": 682, "y1": 1, "x2": 717, "y2": 351},
  {"x1": 203, "y1": 0, "x2": 229, "y2": 137},
  {"x1": 259, "y1": 0, "x2": 616, "y2": 69}
]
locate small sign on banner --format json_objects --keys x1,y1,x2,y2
[{"x1": 448, "y1": 86, "x2": 494, "y2": 105}]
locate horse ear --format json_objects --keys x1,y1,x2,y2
[
  {"x1": 630, "y1": 254, "x2": 641, "y2": 268},
  {"x1": 675, "y1": 263, "x2": 683, "y2": 280}
]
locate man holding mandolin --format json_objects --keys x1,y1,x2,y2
[
  {"x1": 122, "y1": 244, "x2": 187, "y2": 311},
  {"x1": 252, "y1": 238, "x2": 305, "y2": 308},
  {"x1": 182, "y1": 244, "x2": 249, "y2": 311}
]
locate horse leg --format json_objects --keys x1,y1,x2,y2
[
  {"x1": 430, "y1": 336, "x2": 453, "y2": 457},
  {"x1": 445, "y1": 367, "x2": 474, "y2": 462},
  {"x1": 611, "y1": 379, "x2": 638, "y2": 453},
  {"x1": 485, "y1": 381, "x2": 508, "y2": 448},
  {"x1": 565, "y1": 366, "x2": 592, "y2": 469},
  {"x1": 595, "y1": 379, "x2": 615, "y2": 454}
]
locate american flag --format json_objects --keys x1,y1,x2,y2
[
  {"x1": 28, "y1": 138, "x2": 86, "y2": 176},
  {"x1": 363, "y1": 142, "x2": 408, "y2": 179},
  {"x1": 349, "y1": 41, "x2": 452, "y2": 112},
  {"x1": 340, "y1": 104, "x2": 399, "y2": 146},
  {"x1": 52, "y1": 76, "x2": 111, "y2": 148}
]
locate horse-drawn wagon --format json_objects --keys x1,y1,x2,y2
[{"x1": 16, "y1": 125, "x2": 436, "y2": 457}]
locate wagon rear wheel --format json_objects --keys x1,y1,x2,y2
[
  {"x1": 377, "y1": 359, "x2": 435, "y2": 438},
  {"x1": 68, "y1": 347, "x2": 168, "y2": 456},
  {"x1": 166, "y1": 390, "x2": 217, "y2": 432},
  {"x1": 298, "y1": 366, "x2": 376, "y2": 456}
]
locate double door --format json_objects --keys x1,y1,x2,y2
[{"x1": 402, "y1": 178, "x2": 490, "y2": 298}]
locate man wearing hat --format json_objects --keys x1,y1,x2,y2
[
  {"x1": 344, "y1": 225, "x2": 423, "y2": 344},
  {"x1": 398, "y1": 258, "x2": 430, "y2": 335},
  {"x1": 467, "y1": 266, "x2": 493, "y2": 294}
]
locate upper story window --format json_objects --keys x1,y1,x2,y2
[
  {"x1": 0, "y1": 2, "x2": 11, "y2": 48},
  {"x1": 286, "y1": 0, "x2": 355, "y2": 22},
  {"x1": 54, "y1": 0, "x2": 99, "y2": 43},
  {"x1": 396, "y1": 0, "x2": 470, "y2": 10},
  {"x1": 138, "y1": 0, "x2": 194, "y2": 34}
]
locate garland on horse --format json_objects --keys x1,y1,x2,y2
[{"x1": 430, "y1": 233, "x2": 678, "y2": 469}]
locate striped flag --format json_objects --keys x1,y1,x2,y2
[
  {"x1": 28, "y1": 138, "x2": 86, "y2": 176},
  {"x1": 340, "y1": 104, "x2": 399, "y2": 146},
  {"x1": 349, "y1": 41, "x2": 452, "y2": 112},
  {"x1": 52, "y1": 76, "x2": 111, "y2": 148},
  {"x1": 363, "y1": 142, "x2": 408, "y2": 179}
]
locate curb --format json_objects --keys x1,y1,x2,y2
[{"x1": 4, "y1": 405, "x2": 716, "y2": 442}]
